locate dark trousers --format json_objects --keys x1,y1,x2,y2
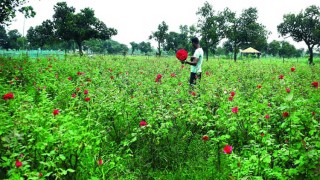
[{"x1": 189, "y1": 72, "x2": 202, "y2": 85}]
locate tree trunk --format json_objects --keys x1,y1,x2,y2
[
  {"x1": 307, "y1": 45, "x2": 314, "y2": 65},
  {"x1": 233, "y1": 43, "x2": 237, "y2": 62},
  {"x1": 77, "y1": 41, "x2": 83, "y2": 56},
  {"x1": 158, "y1": 42, "x2": 161, "y2": 57}
]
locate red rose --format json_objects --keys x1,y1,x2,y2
[
  {"x1": 265, "y1": 114, "x2": 270, "y2": 119},
  {"x1": 139, "y1": 120, "x2": 147, "y2": 127},
  {"x1": 98, "y1": 159, "x2": 103, "y2": 166},
  {"x1": 3, "y1": 92, "x2": 14, "y2": 100},
  {"x1": 72, "y1": 94, "x2": 76, "y2": 98},
  {"x1": 170, "y1": 73, "x2": 176, "y2": 77},
  {"x1": 286, "y1": 88, "x2": 290, "y2": 93},
  {"x1": 202, "y1": 135, "x2": 209, "y2": 141},
  {"x1": 191, "y1": 91, "x2": 196, "y2": 96},
  {"x1": 84, "y1": 97, "x2": 91, "y2": 101},
  {"x1": 230, "y1": 91, "x2": 236, "y2": 97},
  {"x1": 228, "y1": 96, "x2": 233, "y2": 101},
  {"x1": 77, "y1": 72, "x2": 84, "y2": 76},
  {"x1": 257, "y1": 85, "x2": 262, "y2": 89},
  {"x1": 205, "y1": 71, "x2": 210, "y2": 76},
  {"x1": 84, "y1": 90, "x2": 89, "y2": 95},
  {"x1": 76, "y1": 87, "x2": 80, "y2": 92},
  {"x1": 53, "y1": 109, "x2": 60, "y2": 116},
  {"x1": 68, "y1": 77, "x2": 72, "y2": 80},
  {"x1": 39, "y1": 173, "x2": 43, "y2": 177},
  {"x1": 311, "y1": 81, "x2": 318, "y2": 88},
  {"x1": 223, "y1": 145, "x2": 233, "y2": 154},
  {"x1": 15, "y1": 159, "x2": 22, "y2": 168},
  {"x1": 232, "y1": 107, "x2": 238, "y2": 114},
  {"x1": 176, "y1": 49, "x2": 188, "y2": 61},
  {"x1": 157, "y1": 74, "x2": 162, "y2": 79},
  {"x1": 291, "y1": 67, "x2": 295, "y2": 72},
  {"x1": 279, "y1": 74, "x2": 284, "y2": 79},
  {"x1": 283, "y1": 112, "x2": 289, "y2": 117}
]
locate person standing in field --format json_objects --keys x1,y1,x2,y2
[{"x1": 182, "y1": 37, "x2": 204, "y2": 86}]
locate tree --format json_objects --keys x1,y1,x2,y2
[
  {"x1": 104, "y1": 40, "x2": 128, "y2": 54},
  {"x1": 149, "y1": 21, "x2": 168, "y2": 57},
  {"x1": 196, "y1": 2, "x2": 221, "y2": 61},
  {"x1": 7, "y1": 29, "x2": 21, "y2": 50},
  {"x1": 0, "y1": 26, "x2": 9, "y2": 49},
  {"x1": 130, "y1": 42, "x2": 139, "y2": 55},
  {"x1": 278, "y1": 5, "x2": 320, "y2": 64},
  {"x1": 138, "y1": 41, "x2": 153, "y2": 54},
  {"x1": 279, "y1": 41, "x2": 297, "y2": 59},
  {"x1": 267, "y1": 40, "x2": 281, "y2": 57},
  {"x1": 52, "y1": 2, "x2": 117, "y2": 56},
  {"x1": 0, "y1": 0, "x2": 35, "y2": 25},
  {"x1": 220, "y1": 7, "x2": 269, "y2": 61},
  {"x1": 27, "y1": 20, "x2": 55, "y2": 50}
]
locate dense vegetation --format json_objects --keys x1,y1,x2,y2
[{"x1": 0, "y1": 55, "x2": 319, "y2": 179}]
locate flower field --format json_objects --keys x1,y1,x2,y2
[{"x1": 0, "y1": 55, "x2": 319, "y2": 179}]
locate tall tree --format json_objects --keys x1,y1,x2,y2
[
  {"x1": 130, "y1": 42, "x2": 139, "y2": 55},
  {"x1": 0, "y1": 0, "x2": 35, "y2": 25},
  {"x1": 220, "y1": 7, "x2": 269, "y2": 62},
  {"x1": 196, "y1": 2, "x2": 220, "y2": 61},
  {"x1": 278, "y1": 5, "x2": 320, "y2": 64},
  {"x1": 27, "y1": 20, "x2": 55, "y2": 50},
  {"x1": 149, "y1": 21, "x2": 168, "y2": 57},
  {"x1": 279, "y1": 41, "x2": 297, "y2": 60},
  {"x1": 52, "y1": 2, "x2": 117, "y2": 56}
]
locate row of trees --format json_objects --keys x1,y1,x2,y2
[{"x1": 147, "y1": 2, "x2": 319, "y2": 64}]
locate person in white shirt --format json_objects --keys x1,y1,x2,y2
[{"x1": 182, "y1": 37, "x2": 204, "y2": 86}]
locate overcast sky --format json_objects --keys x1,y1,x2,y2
[{"x1": 7, "y1": 0, "x2": 320, "y2": 49}]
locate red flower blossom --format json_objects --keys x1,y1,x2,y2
[
  {"x1": 98, "y1": 159, "x2": 103, "y2": 166},
  {"x1": 202, "y1": 135, "x2": 209, "y2": 141},
  {"x1": 191, "y1": 91, "x2": 196, "y2": 96},
  {"x1": 223, "y1": 145, "x2": 233, "y2": 154},
  {"x1": 53, "y1": 109, "x2": 60, "y2": 116},
  {"x1": 77, "y1": 72, "x2": 84, "y2": 76},
  {"x1": 181, "y1": 65, "x2": 185, "y2": 69},
  {"x1": 76, "y1": 87, "x2": 80, "y2": 92},
  {"x1": 176, "y1": 49, "x2": 188, "y2": 61},
  {"x1": 68, "y1": 77, "x2": 72, "y2": 81},
  {"x1": 311, "y1": 81, "x2": 318, "y2": 88},
  {"x1": 39, "y1": 172, "x2": 43, "y2": 177},
  {"x1": 230, "y1": 91, "x2": 236, "y2": 97},
  {"x1": 232, "y1": 107, "x2": 238, "y2": 114},
  {"x1": 228, "y1": 96, "x2": 233, "y2": 101},
  {"x1": 84, "y1": 97, "x2": 91, "y2": 102},
  {"x1": 72, "y1": 94, "x2": 76, "y2": 98},
  {"x1": 140, "y1": 120, "x2": 147, "y2": 127},
  {"x1": 257, "y1": 85, "x2": 262, "y2": 89},
  {"x1": 291, "y1": 67, "x2": 295, "y2": 72},
  {"x1": 157, "y1": 74, "x2": 162, "y2": 79},
  {"x1": 170, "y1": 73, "x2": 176, "y2": 77},
  {"x1": 279, "y1": 74, "x2": 284, "y2": 79},
  {"x1": 110, "y1": 76, "x2": 114, "y2": 80},
  {"x1": 286, "y1": 88, "x2": 291, "y2": 93},
  {"x1": 84, "y1": 90, "x2": 89, "y2": 95},
  {"x1": 3, "y1": 92, "x2": 14, "y2": 100},
  {"x1": 283, "y1": 112, "x2": 289, "y2": 118},
  {"x1": 265, "y1": 114, "x2": 270, "y2": 119},
  {"x1": 205, "y1": 71, "x2": 210, "y2": 76},
  {"x1": 15, "y1": 159, "x2": 22, "y2": 168},
  {"x1": 261, "y1": 133, "x2": 265, "y2": 137}
]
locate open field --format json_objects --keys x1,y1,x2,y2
[{"x1": 0, "y1": 55, "x2": 319, "y2": 179}]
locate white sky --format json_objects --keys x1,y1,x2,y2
[{"x1": 7, "y1": 0, "x2": 320, "y2": 50}]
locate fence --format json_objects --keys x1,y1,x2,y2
[{"x1": 0, "y1": 50, "x2": 65, "y2": 59}]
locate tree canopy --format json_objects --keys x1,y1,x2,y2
[
  {"x1": 278, "y1": 5, "x2": 320, "y2": 64},
  {"x1": 149, "y1": 21, "x2": 168, "y2": 57},
  {"x1": 0, "y1": 0, "x2": 35, "y2": 25}
]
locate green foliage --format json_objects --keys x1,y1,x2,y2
[
  {"x1": 149, "y1": 21, "x2": 169, "y2": 56},
  {"x1": 0, "y1": 0, "x2": 35, "y2": 25},
  {"x1": 278, "y1": 5, "x2": 320, "y2": 64},
  {"x1": 0, "y1": 51, "x2": 319, "y2": 179},
  {"x1": 27, "y1": 20, "x2": 55, "y2": 50}
]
